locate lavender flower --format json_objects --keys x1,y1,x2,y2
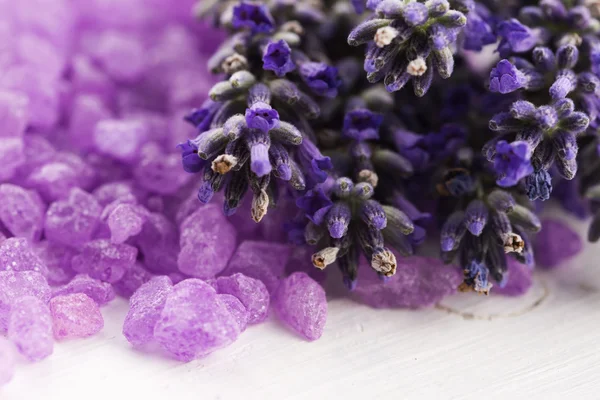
[
  {"x1": 299, "y1": 62, "x2": 341, "y2": 98},
  {"x1": 262, "y1": 40, "x2": 296, "y2": 77},
  {"x1": 493, "y1": 140, "x2": 534, "y2": 187},
  {"x1": 343, "y1": 109, "x2": 384, "y2": 140},
  {"x1": 232, "y1": 1, "x2": 275, "y2": 34}
]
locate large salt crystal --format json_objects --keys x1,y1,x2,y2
[
  {"x1": 94, "y1": 119, "x2": 148, "y2": 163},
  {"x1": 45, "y1": 188, "x2": 102, "y2": 248},
  {"x1": 352, "y1": 255, "x2": 462, "y2": 309},
  {"x1": 273, "y1": 272, "x2": 327, "y2": 341},
  {"x1": 167, "y1": 67, "x2": 213, "y2": 109},
  {"x1": 133, "y1": 143, "x2": 190, "y2": 195},
  {"x1": 0, "y1": 270, "x2": 51, "y2": 332},
  {"x1": 52, "y1": 274, "x2": 115, "y2": 306},
  {"x1": 14, "y1": 134, "x2": 56, "y2": 178},
  {"x1": 0, "y1": 337, "x2": 16, "y2": 386},
  {"x1": 32, "y1": 240, "x2": 77, "y2": 285},
  {"x1": 494, "y1": 258, "x2": 533, "y2": 297},
  {"x1": 71, "y1": 239, "x2": 137, "y2": 283},
  {"x1": 123, "y1": 276, "x2": 172, "y2": 347},
  {"x1": 134, "y1": 212, "x2": 179, "y2": 274},
  {"x1": 69, "y1": 95, "x2": 111, "y2": 151},
  {"x1": 178, "y1": 206, "x2": 237, "y2": 279},
  {"x1": 534, "y1": 219, "x2": 583, "y2": 269},
  {"x1": 50, "y1": 293, "x2": 104, "y2": 340},
  {"x1": 0, "y1": 184, "x2": 45, "y2": 241},
  {"x1": 70, "y1": 55, "x2": 115, "y2": 102},
  {"x1": 26, "y1": 162, "x2": 80, "y2": 202},
  {"x1": 0, "y1": 137, "x2": 24, "y2": 180},
  {"x1": 112, "y1": 262, "x2": 153, "y2": 298},
  {"x1": 224, "y1": 241, "x2": 293, "y2": 293},
  {"x1": 0, "y1": 237, "x2": 48, "y2": 276},
  {"x1": 8, "y1": 296, "x2": 53, "y2": 361},
  {"x1": 16, "y1": 33, "x2": 66, "y2": 79},
  {"x1": 91, "y1": 31, "x2": 146, "y2": 83},
  {"x1": 53, "y1": 152, "x2": 96, "y2": 191},
  {"x1": 92, "y1": 181, "x2": 139, "y2": 207},
  {"x1": 216, "y1": 273, "x2": 269, "y2": 324},
  {"x1": 154, "y1": 279, "x2": 240, "y2": 361},
  {"x1": 218, "y1": 294, "x2": 249, "y2": 332},
  {"x1": 0, "y1": 90, "x2": 29, "y2": 137},
  {"x1": 107, "y1": 203, "x2": 147, "y2": 244}
]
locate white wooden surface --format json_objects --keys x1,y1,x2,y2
[{"x1": 2, "y1": 215, "x2": 600, "y2": 400}]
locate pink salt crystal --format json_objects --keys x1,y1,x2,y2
[
  {"x1": 91, "y1": 31, "x2": 146, "y2": 83},
  {"x1": 50, "y1": 294, "x2": 104, "y2": 340},
  {"x1": 285, "y1": 247, "x2": 327, "y2": 284},
  {"x1": 352, "y1": 255, "x2": 462, "y2": 309},
  {"x1": 0, "y1": 137, "x2": 25, "y2": 180},
  {"x1": 0, "y1": 184, "x2": 45, "y2": 241},
  {"x1": 534, "y1": 218, "x2": 583, "y2": 269},
  {"x1": 26, "y1": 162, "x2": 80, "y2": 202},
  {"x1": 112, "y1": 262, "x2": 153, "y2": 298},
  {"x1": 494, "y1": 258, "x2": 533, "y2": 297},
  {"x1": 94, "y1": 119, "x2": 148, "y2": 163},
  {"x1": 178, "y1": 207, "x2": 238, "y2": 279},
  {"x1": 69, "y1": 95, "x2": 111, "y2": 151},
  {"x1": 154, "y1": 279, "x2": 241, "y2": 361},
  {"x1": 123, "y1": 276, "x2": 173, "y2": 347},
  {"x1": 52, "y1": 274, "x2": 115, "y2": 306},
  {"x1": 0, "y1": 90, "x2": 29, "y2": 137},
  {"x1": 223, "y1": 241, "x2": 293, "y2": 293},
  {"x1": 273, "y1": 272, "x2": 327, "y2": 341},
  {"x1": 0, "y1": 337, "x2": 16, "y2": 386},
  {"x1": 32, "y1": 241, "x2": 77, "y2": 285},
  {"x1": 71, "y1": 239, "x2": 137, "y2": 283},
  {"x1": 107, "y1": 203, "x2": 147, "y2": 244},
  {"x1": 133, "y1": 143, "x2": 190, "y2": 195},
  {"x1": 45, "y1": 188, "x2": 102, "y2": 248},
  {"x1": 0, "y1": 238, "x2": 48, "y2": 276},
  {"x1": 134, "y1": 212, "x2": 179, "y2": 274},
  {"x1": 92, "y1": 181, "x2": 139, "y2": 207},
  {"x1": 216, "y1": 273, "x2": 270, "y2": 324},
  {"x1": 8, "y1": 296, "x2": 53, "y2": 361},
  {"x1": 218, "y1": 294, "x2": 249, "y2": 332},
  {"x1": 0, "y1": 271, "x2": 51, "y2": 332}
]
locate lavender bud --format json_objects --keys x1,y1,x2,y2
[
  {"x1": 221, "y1": 53, "x2": 248, "y2": 74},
  {"x1": 246, "y1": 131, "x2": 272, "y2": 178},
  {"x1": 489, "y1": 112, "x2": 520, "y2": 131},
  {"x1": 513, "y1": 226, "x2": 535, "y2": 267},
  {"x1": 353, "y1": 182, "x2": 374, "y2": 200},
  {"x1": 251, "y1": 189, "x2": 270, "y2": 222},
  {"x1": 426, "y1": 0, "x2": 450, "y2": 17},
  {"x1": 553, "y1": 98, "x2": 575, "y2": 118},
  {"x1": 348, "y1": 19, "x2": 392, "y2": 46},
  {"x1": 229, "y1": 70, "x2": 256, "y2": 89},
  {"x1": 269, "y1": 79, "x2": 301, "y2": 105},
  {"x1": 224, "y1": 169, "x2": 249, "y2": 215},
  {"x1": 553, "y1": 130, "x2": 578, "y2": 161},
  {"x1": 465, "y1": 200, "x2": 488, "y2": 237},
  {"x1": 438, "y1": 10, "x2": 467, "y2": 27},
  {"x1": 413, "y1": 60, "x2": 434, "y2": 97},
  {"x1": 296, "y1": 91, "x2": 321, "y2": 119},
  {"x1": 194, "y1": 128, "x2": 228, "y2": 160},
  {"x1": 382, "y1": 226, "x2": 414, "y2": 256},
  {"x1": 490, "y1": 211, "x2": 524, "y2": 254},
  {"x1": 556, "y1": 44, "x2": 579, "y2": 69},
  {"x1": 556, "y1": 156, "x2": 578, "y2": 180},
  {"x1": 360, "y1": 200, "x2": 387, "y2": 230},
  {"x1": 211, "y1": 154, "x2": 238, "y2": 175},
  {"x1": 550, "y1": 69, "x2": 578, "y2": 99},
  {"x1": 578, "y1": 72, "x2": 600, "y2": 93},
  {"x1": 357, "y1": 169, "x2": 379, "y2": 188},
  {"x1": 532, "y1": 46, "x2": 555, "y2": 72},
  {"x1": 304, "y1": 221, "x2": 325, "y2": 245},
  {"x1": 485, "y1": 242, "x2": 508, "y2": 285},
  {"x1": 372, "y1": 149, "x2": 414, "y2": 177},
  {"x1": 312, "y1": 247, "x2": 340, "y2": 269},
  {"x1": 223, "y1": 115, "x2": 247, "y2": 140},
  {"x1": 289, "y1": 160, "x2": 306, "y2": 190},
  {"x1": 338, "y1": 247, "x2": 359, "y2": 290},
  {"x1": 507, "y1": 204, "x2": 542, "y2": 232},
  {"x1": 247, "y1": 83, "x2": 271, "y2": 105},
  {"x1": 269, "y1": 142, "x2": 292, "y2": 180},
  {"x1": 333, "y1": 177, "x2": 354, "y2": 198},
  {"x1": 432, "y1": 47, "x2": 454, "y2": 79},
  {"x1": 270, "y1": 121, "x2": 303, "y2": 145},
  {"x1": 487, "y1": 190, "x2": 516, "y2": 213},
  {"x1": 371, "y1": 248, "x2": 397, "y2": 277},
  {"x1": 326, "y1": 202, "x2": 352, "y2": 239},
  {"x1": 560, "y1": 111, "x2": 590, "y2": 134},
  {"x1": 526, "y1": 169, "x2": 553, "y2": 201},
  {"x1": 440, "y1": 211, "x2": 466, "y2": 252},
  {"x1": 209, "y1": 81, "x2": 243, "y2": 101},
  {"x1": 510, "y1": 100, "x2": 536, "y2": 120},
  {"x1": 382, "y1": 205, "x2": 414, "y2": 235}
]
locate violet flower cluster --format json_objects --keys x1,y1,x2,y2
[{"x1": 184, "y1": 0, "x2": 599, "y2": 295}]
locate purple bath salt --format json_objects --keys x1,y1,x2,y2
[
  {"x1": 494, "y1": 258, "x2": 533, "y2": 297},
  {"x1": 178, "y1": 207, "x2": 237, "y2": 279},
  {"x1": 52, "y1": 274, "x2": 115, "y2": 306},
  {"x1": 0, "y1": 270, "x2": 51, "y2": 332},
  {"x1": 134, "y1": 212, "x2": 179, "y2": 274},
  {"x1": 8, "y1": 296, "x2": 53, "y2": 361},
  {"x1": 534, "y1": 219, "x2": 583, "y2": 269},
  {"x1": 112, "y1": 262, "x2": 154, "y2": 298},
  {"x1": 50, "y1": 293, "x2": 104, "y2": 340},
  {"x1": 218, "y1": 294, "x2": 249, "y2": 332},
  {"x1": 71, "y1": 239, "x2": 137, "y2": 283},
  {"x1": 273, "y1": 272, "x2": 327, "y2": 341},
  {"x1": 94, "y1": 119, "x2": 148, "y2": 163},
  {"x1": 215, "y1": 273, "x2": 270, "y2": 324},
  {"x1": 107, "y1": 203, "x2": 147, "y2": 244},
  {"x1": 224, "y1": 241, "x2": 293, "y2": 293},
  {"x1": 32, "y1": 241, "x2": 77, "y2": 285},
  {"x1": 0, "y1": 90, "x2": 29, "y2": 138},
  {"x1": 0, "y1": 137, "x2": 25, "y2": 181},
  {"x1": 123, "y1": 276, "x2": 173, "y2": 347},
  {"x1": 92, "y1": 181, "x2": 139, "y2": 207},
  {"x1": 69, "y1": 94, "x2": 111, "y2": 151},
  {"x1": 44, "y1": 188, "x2": 102, "y2": 249},
  {"x1": 91, "y1": 31, "x2": 146, "y2": 83},
  {"x1": 352, "y1": 255, "x2": 462, "y2": 309},
  {"x1": 154, "y1": 279, "x2": 240, "y2": 361},
  {"x1": 0, "y1": 337, "x2": 16, "y2": 386},
  {"x1": 0, "y1": 184, "x2": 46, "y2": 242},
  {"x1": 26, "y1": 161, "x2": 81, "y2": 202},
  {"x1": 133, "y1": 143, "x2": 190, "y2": 195},
  {"x1": 0, "y1": 237, "x2": 48, "y2": 276}
]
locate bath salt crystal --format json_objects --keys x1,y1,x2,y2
[
  {"x1": 0, "y1": 271, "x2": 51, "y2": 332},
  {"x1": 32, "y1": 241, "x2": 77, "y2": 285},
  {"x1": 71, "y1": 239, "x2": 137, "y2": 283},
  {"x1": 0, "y1": 90, "x2": 29, "y2": 138},
  {"x1": 26, "y1": 162, "x2": 80, "y2": 202},
  {"x1": 133, "y1": 143, "x2": 190, "y2": 195},
  {"x1": 273, "y1": 272, "x2": 327, "y2": 341},
  {"x1": 534, "y1": 219, "x2": 583, "y2": 269},
  {"x1": 0, "y1": 237, "x2": 48, "y2": 276},
  {"x1": 52, "y1": 274, "x2": 115, "y2": 306},
  {"x1": 112, "y1": 262, "x2": 153, "y2": 298},
  {"x1": 216, "y1": 273, "x2": 270, "y2": 324},
  {"x1": 94, "y1": 119, "x2": 148, "y2": 163},
  {"x1": 68, "y1": 95, "x2": 111, "y2": 151},
  {"x1": 92, "y1": 181, "x2": 139, "y2": 207},
  {"x1": 8, "y1": 296, "x2": 54, "y2": 361},
  {"x1": 218, "y1": 294, "x2": 248, "y2": 332},
  {"x1": 91, "y1": 31, "x2": 146, "y2": 83},
  {"x1": 107, "y1": 203, "x2": 147, "y2": 244},
  {"x1": 0, "y1": 184, "x2": 46, "y2": 242},
  {"x1": 123, "y1": 276, "x2": 172, "y2": 347},
  {"x1": 494, "y1": 258, "x2": 533, "y2": 297},
  {"x1": 50, "y1": 293, "x2": 104, "y2": 340},
  {"x1": 44, "y1": 188, "x2": 102, "y2": 248},
  {"x1": 154, "y1": 279, "x2": 240, "y2": 361},
  {"x1": 0, "y1": 137, "x2": 25, "y2": 181}
]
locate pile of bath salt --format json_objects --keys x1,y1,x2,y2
[{"x1": 0, "y1": 0, "x2": 335, "y2": 385}]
